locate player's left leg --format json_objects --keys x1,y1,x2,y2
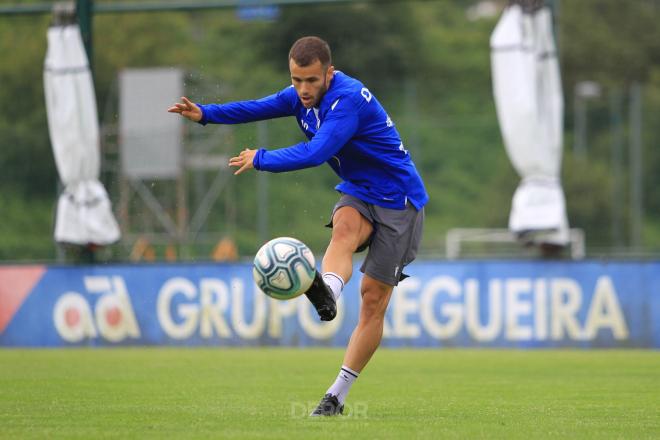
[
  {"x1": 311, "y1": 201, "x2": 424, "y2": 416},
  {"x1": 310, "y1": 275, "x2": 392, "y2": 417},
  {"x1": 342, "y1": 274, "x2": 393, "y2": 371}
]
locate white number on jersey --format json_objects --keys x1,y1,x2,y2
[{"x1": 361, "y1": 87, "x2": 372, "y2": 103}]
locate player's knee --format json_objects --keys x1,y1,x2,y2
[
  {"x1": 330, "y1": 219, "x2": 361, "y2": 250},
  {"x1": 331, "y1": 208, "x2": 372, "y2": 251}
]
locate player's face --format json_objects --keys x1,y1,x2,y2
[{"x1": 290, "y1": 59, "x2": 334, "y2": 108}]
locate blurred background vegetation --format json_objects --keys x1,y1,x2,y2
[{"x1": 1, "y1": 0, "x2": 660, "y2": 262}]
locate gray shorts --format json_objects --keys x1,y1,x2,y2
[{"x1": 327, "y1": 194, "x2": 424, "y2": 286}]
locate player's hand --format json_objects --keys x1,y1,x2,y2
[
  {"x1": 229, "y1": 148, "x2": 257, "y2": 175},
  {"x1": 167, "y1": 96, "x2": 202, "y2": 122}
]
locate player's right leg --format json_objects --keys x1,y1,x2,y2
[
  {"x1": 322, "y1": 206, "x2": 373, "y2": 282},
  {"x1": 304, "y1": 205, "x2": 372, "y2": 321}
]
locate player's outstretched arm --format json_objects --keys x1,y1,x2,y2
[
  {"x1": 167, "y1": 96, "x2": 202, "y2": 122},
  {"x1": 229, "y1": 148, "x2": 257, "y2": 175}
]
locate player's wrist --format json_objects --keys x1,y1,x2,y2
[{"x1": 196, "y1": 103, "x2": 207, "y2": 125}]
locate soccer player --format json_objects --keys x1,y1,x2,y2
[{"x1": 168, "y1": 36, "x2": 428, "y2": 416}]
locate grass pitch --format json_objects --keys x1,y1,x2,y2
[{"x1": 0, "y1": 348, "x2": 658, "y2": 439}]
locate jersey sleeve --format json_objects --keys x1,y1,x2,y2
[
  {"x1": 198, "y1": 86, "x2": 297, "y2": 125},
  {"x1": 253, "y1": 98, "x2": 360, "y2": 172}
]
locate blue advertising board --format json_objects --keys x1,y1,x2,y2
[{"x1": 1, "y1": 261, "x2": 658, "y2": 348}]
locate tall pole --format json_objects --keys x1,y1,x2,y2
[
  {"x1": 629, "y1": 82, "x2": 643, "y2": 250},
  {"x1": 76, "y1": 0, "x2": 93, "y2": 65},
  {"x1": 609, "y1": 88, "x2": 624, "y2": 249},
  {"x1": 548, "y1": 0, "x2": 560, "y2": 54}
]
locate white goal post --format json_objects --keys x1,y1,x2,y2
[{"x1": 445, "y1": 228, "x2": 585, "y2": 260}]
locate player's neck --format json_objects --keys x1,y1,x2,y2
[{"x1": 316, "y1": 75, "x2": 335, "y2": 108}]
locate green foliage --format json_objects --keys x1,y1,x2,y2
[
  {"x1": 0, "y1": 192, "x2": 54, "y2": 261},
  {"x1": 642, "y1": 67, "x2": 660, "y2": 221},
  {"x1": 562, "y1": 152, "x2": 615, "y2": 246},
  {"x1": 561, "y1": 0, "x2": 660, "y2": 86},
  {"x1": 0, "y1": 15, "x2": 55, "y2": 195},
  {"x1": 254, "y1": 2, "x2": 422, "y2": 89},
  {"x1": 1, "y1": 0, "x2": 660, "y2": 261},
  {"x1": 94, "y1": 12, "x2": 195, "y2": 96}
]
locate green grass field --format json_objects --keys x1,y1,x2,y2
[{"x1": 0, "y1": 349, "x2": 658, "y2": 439}]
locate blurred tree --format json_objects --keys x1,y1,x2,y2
[
  {"x1": 253, "y1": 2, "x2": 423, "y2": 92},
  {"x1": 562, "y1": 152, "x2": 616, "y2": 247},
  {"x1": 0, "y1": 16, "x2": 53, "y2": 197},
  {"x1": 561, "y1": 0, "x2": 660, "y2": 87},
  {"x1": 1, "y1": 0, "x2": 660, "y2": 259},
  {"x1": 560, "y1": 0, "x2": 660, "y2": 249}
]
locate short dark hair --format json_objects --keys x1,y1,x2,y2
[{"x1": 288, "y1": 36, "x2": 332, "y2": 68}]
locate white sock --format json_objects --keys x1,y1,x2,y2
[
  {"x1": 322, "y1": 272, "x2": 344, "y2": 301},
  {"x1": 326, "y1": 365, "x2": 359, "y2": 405},
  {"x1": 322, "y1": 272, "x2": 345, "y2": 301}
]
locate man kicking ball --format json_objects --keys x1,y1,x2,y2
[{"x1": 169, "y1": 36, "x2": 427, "y2": 416}]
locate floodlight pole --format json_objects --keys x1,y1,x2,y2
[{"x1": 76, "y1": 0, "x2": 93, "y2": 65}]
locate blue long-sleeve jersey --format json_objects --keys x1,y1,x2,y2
[{"x1": 198, "y1": 71, "x2": 428, "y2": 211}]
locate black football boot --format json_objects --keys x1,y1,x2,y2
[
  {"x1": 310, "y1": 393, "x2": 344, "y2": 416},
  {"x1": 304, "y1": 271, "x2": 337, "y2": 321}
]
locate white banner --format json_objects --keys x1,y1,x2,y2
[
  {"x1": 44, "y1": 25, "x2": 120, "y2": 245},
  {"x1": 491, "y1": 5, "x2": 569, "y2": 245}
]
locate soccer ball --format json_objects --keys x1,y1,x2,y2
[{"x1": 253, "y1": 237, "x2": 316, "y2": 300}]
